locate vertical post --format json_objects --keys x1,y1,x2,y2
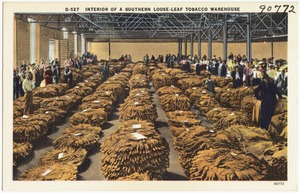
[
  {"x1": 198, "y1": 32, "x2": 201, "y2": 59},
  {"x1": 208, "y1": 15, "x2": 212, "y2": 59},
  {"x1": 108, "y1": 39, "x2": 111, "y2": 61},
  {"x1": 178, "y1": 38, "x2": 182, "y2": 59},
  {"x1": 184, "y1": 36, "x2": 187, "y2": 57},
  {"x1": 74, "y1": 32, "x2": 77, "y2": 56},
  {"x1": 271, "y1": 41, "x2": 274, "y2": 58},
  {"x1": 30, "y1": 22, "x2": 36, "y2": 64},
  {"x1": 246, "y1": 13, "x2": 252, "y2": 61},
  {"x1": 81, "y1": 34, "x2": 85, "y2": 55},
  {"x1": 190, "y1": 34, "x2": 194, "y2": 57},
  {"x1": 223, "y1": 14, "x2": 228, "y2": 61}
]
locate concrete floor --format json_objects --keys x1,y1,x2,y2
[{"x1": 14, "y1": 83, "x2": 212, "y2": 181}]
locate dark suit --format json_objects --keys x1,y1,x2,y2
[
  {"x1": 254, "y1": 81, "x2": 282, "y2": 130},
  {"x1": 231, "y1": 70, "x2": 243, "y2": 88}
]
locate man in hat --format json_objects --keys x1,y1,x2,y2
[
  {"x1": 101, "y1": 62, "x2": 109, "y2": 81},
  {"x1": 31, "y1": 63, "x2": 41, "y2": 87},
  {"x1": 18, "y1": 66, "x2": 26, "y2": 97},
  {"x1": 44, "y1": 65, "x2": 53, "y2": 86},
  {"x1": 205, "y1": 74, "x2": 215, "y2": 94},
  {"x1": 52, "y1": 63, "x2": 60, "y2": 84},
  {"x1": 231, "y1": 66, "x2": 243, "y2": 88},
  {"x1": 243, "y1": 61, "x2": 253, "y2": 86},
  {"x1": 254, "y1": 74, "x2": 282, "y2": 130},
  {"x1": 20, "y1": 60, "x2": 27, "y2": 71},
  {"x1": 22, "y1": 71, "x2": 35, "y2": 117},
  {"x1": 267, "y1": 65, "x2": 276, "y2": 80},
  {"x1": 251, "y1": 65, "x2": 262, "y2": 86},
  {"x1": 64, "y1": 65, "x2": 73, "y2": 88},
  {"x1": 13, "y1": 69, "x2": 20, "y2": 100},
  {"x1": 275, "y1": 69, "x2": 287, "y2": 96}
]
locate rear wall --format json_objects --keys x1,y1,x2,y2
[{"x1": 88, "y1": 40, "x2": 287, "y2": 61}]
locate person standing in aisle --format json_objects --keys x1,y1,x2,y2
[
  {"x1": 22, "y1": 71, "x2": 35, "y2": 117},
  {"x1": 168, "y1": 56, "x2": 174, "y2": 68},
  {"x1": 20, "y1": 60, "x2": 27, "y2": 71},
  {"x1": 254, "y1": 74, "x2": 282, "y2": 130},
  {"x1": 44, "y1": 65, "x2": 53, "y2": 86},
  {"x1": 231, "y1": 66, "x2": 243, "y2": 88},
  {"x1": 19, "y1": 67, "x2": 26, "y2": 97},
  {"x1": 205, "y1": 74, "x2": 215, "y2": 94},
  {"x1": 228, "y1": 52, "x2": 234, "y2": 61},
  {"x1": 220, "y1": 60, "x2": 227, "y2": 77},
  {"x1": 32, "y1": 63, "x2": 41, "y2": 88},
  {"x1": 13, "y1": 69, "x2": 20, "y2": 100},
  {"x1": 267, "y1": 65, "x2": 277, "y2": 80},
  {"x1": 52, "y1": 63, "x2": 60, "y2": 84},
  {"x1": 144, "y1": 54, "x2": 149, "y2": 66},
  {"x1": 64, "y1": 66, "x2": 73, "y2": 88},
  {"x1": 102, "y1": 62, "x2": 109, "y2": 81},
  {"x1": 243, "y1": 62, "x2": 253, "y2": 86},
  {"x1": 195, "y1": 61, "x2": 201, "y2": 75},
  {"x1": 214, "y1": 59, "x2": 219, "y2": 76},
  {"x1": 275, "y1": 69, "x2": 287, "y2": 96},
  {"x1": 186, "y1": 58, "x2": 191, "y2": 72},
  {"x1": 251, "y1": 65, "x2": 262, "y2": 86}
]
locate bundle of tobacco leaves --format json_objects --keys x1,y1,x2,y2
[
  {"x1": 38, "y1": 147, "x2": 87, "y2": 167},
  {"x1": 13, "y1": 142, "x2": 33, "y2": 166},
  {"x1": 19, "y1": 163, "x2": 78, "y2": 181},
  {"x1": 69, "y1": 108, "x2": 107, "y2": 127},
  {"x1": 100, "y1": 128, "x2": 169, "y2": 180},
  {"x1": 190, "y1": 148, "x2": 267, "y2": 180}
]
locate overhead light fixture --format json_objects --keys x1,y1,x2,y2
[
  {"x1": 62, "y1": 27, "x2": 67, "y2": 31},
  {"x1": 65, "y1": 17, "x2": 71, "y2": 22},
  {"x1": 27, "y1": 17, "x2": 35, "y2": 22},
  {"x1": 72, "y1": 31, "x2": 77, "y2": 34}
]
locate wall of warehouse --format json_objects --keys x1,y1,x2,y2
[
  {"x1": 88, "y1": 41, "x2": 287, "y2": 62},
  {"x1": 15, "y1": 19, "x2": 30, "y2": 67},
  {"x1": 14, "y1": 19, "x2": 82, "y2": 68}
]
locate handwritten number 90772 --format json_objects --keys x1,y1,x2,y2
[{"x1": 259, "y1": 5, "x2": 295, "y2": 13}]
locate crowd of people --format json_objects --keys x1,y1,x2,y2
[
  {"x1": 14, "y1": 51, "x2": 288, "y2": 130},
  {"x1": 13, "y1": 52, "x2": 98, "y2": 101},
  {"x1": 144, "y1": 53, "x2": 287, "y2": 96},
  {"x1": 118, "y1": 54, "x2": 132, "y2": 62},
  {"x1": 141, "y1": 52, "x2": 288, "y2": 131}
]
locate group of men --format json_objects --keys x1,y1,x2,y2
[{"x1": 14, "y1": 51, "x2": 99, "y2": 117}]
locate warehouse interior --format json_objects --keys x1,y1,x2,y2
[{"x1": 13, "y1": 13, "x2": 288, "y2": 181}]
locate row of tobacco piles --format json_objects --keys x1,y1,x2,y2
[
  {"x1": 14, "y1": 61, "x2": 131, "y2": 180},
  {"x1": 13, "y1": 59, "x2": 288, "y2": 181},
  {"x1": 100, "y1": 63, "x2": 170, "y2": 180},
  {"x1": 150, "y1": 63, "x2": 287, "y2": 181}
]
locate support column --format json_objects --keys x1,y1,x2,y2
[
  {"x1": 30, "y1": 22, "x2": 36, "y2": 64},
  {"x1": 178, "y1": 38, "x2": 182, "y2": 59},
  {"x1": 208, "y1": 16, "x2": 212, "y2": 59},
  {"x1": 271, "y1": 41, "x2": 274, "y2": 58},
  {"x1": 223, "y1": 14, "x2": 228, "y2": 61},
  {"x1": 81, "y1": 34, "x2": 85, "y2": 55},
  {"x1": 190, "y1": 34, "x2": 194, "y2": 57},
  {"x1": 74, "y1": 32, "x2": 77, "y2": 56},
  {"x1": 184, "y1": 36, "x2": 187, "y2": 57},
  {"x1": 246, "y1": 13, "x2": 252, "y2": 61},
  {"x1": 198, "y1": 32, "x2": 201, "y2": 60},
  {"x1": 108, "y1": 39, "x2": 111, "y2": 61}
]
